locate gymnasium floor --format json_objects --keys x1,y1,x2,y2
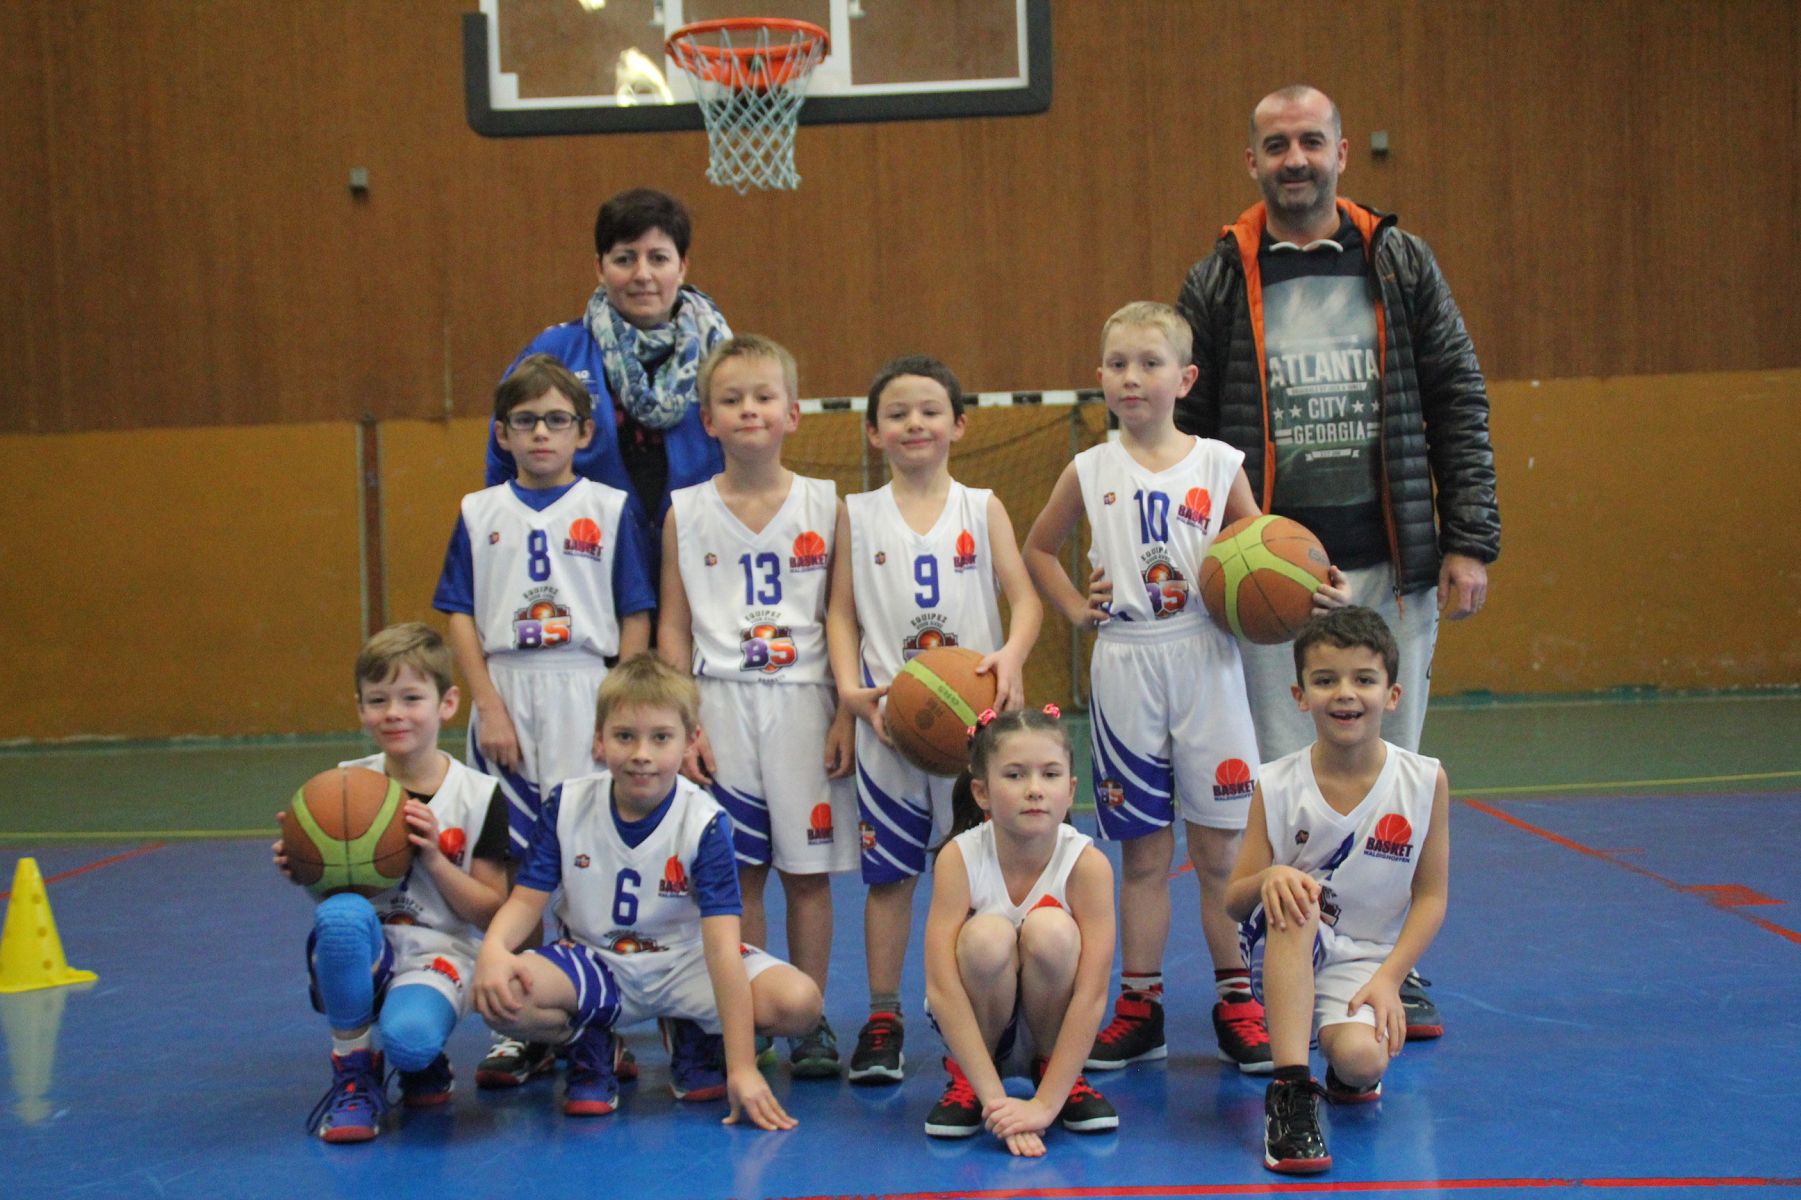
[{"x1": 3, "y1": 694, "x2": 1798, "y2": 1199}]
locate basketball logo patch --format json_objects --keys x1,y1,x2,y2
[
  {"x1": 789, "y1": 530, "x2": 828, "y2": 571},
  {"x1": 1211, "y1": 759, "x2": 1254, "y2": 801},
  {"x1": 1176, "y1": 487, "x2": 1213, "y2": 531},
  {"x1": 437, "y1": 827, "x2": 467, "y2": 866},
  {"x1": 952, "y1": 529, "x2": 978, "y2": 571},
  {"x1": 1364, "y1": 814, "x2": 1415, "y2": 862},
  {"x1": 564, "y1": 517, "x2": 604, "y2": 560},
  {"x1": 659, "y1": 854, "x2": 689, "y2": 897},
  {"x1": 806, "y1": 802, "x2": 834, "y2": 845}
]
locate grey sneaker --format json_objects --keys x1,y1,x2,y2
[
  {"x1": 1400, "y1": 970, "x2": 1443, "y2": 1039},
  {"x1": 788, "y1": 1018, "x2": 842, "y2": 1079}
]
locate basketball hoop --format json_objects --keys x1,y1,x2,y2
[{"x1": 665, "y1": 18, "x2": 830, "y2": 193}]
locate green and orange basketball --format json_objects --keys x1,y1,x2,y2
[
  {"x1": 278, "y1": 766, "x2": 414, "y2": 898},
  {"x1": 1200, "y1": 515, "x2": 1331, "y2": 644},
  {"x1": 885, "y1": 646, "x2": 998, "y2": 777}
]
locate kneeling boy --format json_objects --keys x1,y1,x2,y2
[{"x1": 472, "y1": 654, "x2": 822, "y2": 1127}]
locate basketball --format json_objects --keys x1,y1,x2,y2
[
  {"x1": 884, "y1": 646, "x2": 999, "y2": 777},
  {"x1": 1199, "y1": 515, "x2": 1332, "y2": 644},
  {"x1": 278, "y1": 766, "x2": 414, "y2": 898}
]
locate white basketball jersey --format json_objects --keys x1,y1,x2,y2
[
  {"x1": 461, "y1": 479, "x2": 630, "y2": 661},
  {"x1": 1077, "y1": 438, "x2": 1244, "y2": 636},
  {"x1": 847, "y1": 482, "x2": 1004, "y2": 687},
  {"x1": 338, "y1": 753, "x2": 498, "y2": 948},
  {"x1": 550, "y1": 772, "x2": 724, "y2": 972},
  {"x1": 1258, "y1": 743, "x2": 1439, "y2": 954},
  {"x1": 671, "y1": 475, "x2": 836, "y2": 686},
  {"x1": 954, "y1": 821, "x2": 1093, "y2": 928}
]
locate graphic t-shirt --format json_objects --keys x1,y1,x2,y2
[{"x1": 1258, "y1": 217, "x2": 1386, "y2": 568}]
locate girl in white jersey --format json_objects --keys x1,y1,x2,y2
[
  {"x1": 921, "y1": 707, "x2": 1118, "y2": 1157},
  {"x1": 1225, "y1": 608, "x2": 1450, "y2": 1176}
]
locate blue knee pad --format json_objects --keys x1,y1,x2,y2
[
  {"x1": 309, "y1": 894, "x2": 386, "y2": 1031},
  {"x1": 380, "y1": 984, "x2": 457, "y2": 1072}
]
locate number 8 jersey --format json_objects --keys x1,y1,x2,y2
[
  {"x1": 1076, "y1": 437, "x2": 1244, "y2": 636},
  {"x1": 670, "y1": 475, "x2": 837, "y2": 686},
  {"x1": 451, "y1": 478, "x2": 637, "y2": 662}
]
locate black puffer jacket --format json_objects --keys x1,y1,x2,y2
[{"x1": 1175, "y1": 199, "x2": 1499, "y2": 595}]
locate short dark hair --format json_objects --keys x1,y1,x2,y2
[
  {"x1": 1292, "y1": 606, "x2": 1400, "y2": 684},
  {"x1": 1249, "y1": 84, "x2": 1343, "y2": 148},
  {"x1": 594, "y1": 188, "x2": 692, "y2": 258},
  {"x1": 865, "y1": 355, "x2": 966, "y2": 426},
  {"x1": 493, "y1": 354, "x2": 593, "y2": 424}
]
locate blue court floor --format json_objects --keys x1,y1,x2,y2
[{"x1": 3, "y1": 703, "x2": 1800, "y2": 1198}]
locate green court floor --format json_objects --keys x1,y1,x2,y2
[{"x1": 1, "y1": 693, "x2": 1794, "y2": 841}]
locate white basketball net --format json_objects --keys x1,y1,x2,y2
[{"x1": 668, "y1": 23, "x2": 827, "y2": 193}]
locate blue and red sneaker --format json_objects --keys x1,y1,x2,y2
[
  {"x1": 398, "y1": 1053, "x2": 454, "y2": 1108},
  {"x1": 308, "y1": 1049, "x2": 389, "y2": 1143},
  {"x1": 563, "y1": 1029, "x2": 622, "y2": 1117},
  {"x1": 662, "y1": 1017, "x2": 727, "y2": 1102}
]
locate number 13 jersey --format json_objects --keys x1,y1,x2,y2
[{"x1": 671, "y1": 475, "x2": 836, "y2": 686}]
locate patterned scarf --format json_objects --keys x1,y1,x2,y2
[{"x1": 586, "y1": 284, "x2": 732, "y2": 431}]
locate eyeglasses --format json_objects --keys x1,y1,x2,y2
[{"x1": 504, "y1": 410, "x2": 582, "y2": 432}]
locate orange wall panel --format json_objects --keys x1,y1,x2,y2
[{"x1": 0, "y1": 424, "x2": 363, "y2": 740}]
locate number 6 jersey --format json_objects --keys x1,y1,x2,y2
[{"x1": 670, "y1": 475, "x2": 836, "y2": 686}]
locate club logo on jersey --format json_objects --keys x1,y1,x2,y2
[
  {"x1": 1176, "y1": 487, "x2": 1213, "y2": 531},
  {"x1": 1103, "y1": 491, "x2": 1117, "y2": 505},
  {"x1": 874, "y1": 551, "x2": 887, "y2": 565},
  {"x1": 859, "y1": 821, "x2": 876, "y2": 852},
  {"x1": 1098, "y1": 779, "x2": 1125, "y2": 808},
  {"x1": 605, "y1": 932, "x2": 667, "y2": 955},
  {"x1": 426, "y1": 956, "x2": 463, "y2": 987},
  {"x1": 1031, "y1": 894, "x2": 1064, "y2": 912},
  {"x1": 513, "y1": 589, "x2": 572, "y2": 650},
  {"x1": 573, "y1": 854, "x2": 591, "y2": 869},
  {"x1": 659, "y1": 855, "x2": 690, "y2": 898},
  {"x1": 1295, "y1": 829, "x2": 1311, "y2": 845},
  {"x1": 952, "y1": 529, "x2": 978, "y2": 572},
  {"x1": 807, "y1": 802, "x2": 835, "y2": 845},
  {"x1": 1364, "y1": 814, "x2": 1415, "y2": 862},
  {"x1": 705, "y1": 552, "x2": 718, "y2": 567},
  {"x1": 789, "y1": 530, "x2": 828, "y2": 572},
  {"x1": 563, "y1": 517, "x2": 604, "y2": 560},
  {"x1": 902, "y1": 617, "x2": 958, "y2": 660},
  {"x1": 438, "y1": 827, "x2": 467, "y2": 866},
  {"x1": 1212, "y1": 758, "x2": 1254, "y2": 801},
  {"x1": 1141, "y1": 555, "x2": 1189, "y2": 618},
  {"x1": 381, "y1": 912, "x2": 419, "y2": 926},
  {"x1": 488, "y1": 531, "x2": 501, "y2": 545},
  {"x1": 739, "y1": 621, "x2": 798, "y2": 674}
]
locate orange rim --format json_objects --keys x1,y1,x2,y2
[{"x1": 666, "y1": 18, "x2": 829, "y2": 89}]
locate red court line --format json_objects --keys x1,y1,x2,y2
[
  {"x1": 1462, "y1": 798, "x2": 1801, "y2": 946},
  {"x1": 780, "y1": 1174, "x2": 1800, "y2": 1199},
  {"x1": 0, "y1": 842, "x2": 168, "y2": 900}
]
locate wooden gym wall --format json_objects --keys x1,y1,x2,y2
[{"x1": 1, "y1": 1, "x2": 1797, "y2": 739}]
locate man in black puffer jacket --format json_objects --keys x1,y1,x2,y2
[{"x1": 1176, "y1": 85, "x2": 1498, "y2": 1048}]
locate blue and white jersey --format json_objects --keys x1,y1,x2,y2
[
  {"x1": 955, "y1": 821, "x2": 1092, "y2": 928},
  {"x1": 1077, "y1": 438, "x2": 1243, "y2": 638},
  {"x1": 337, "y1": 753, "x2": 499, "y2": 948},
  {"x1": 671, "y1": 475, "x2": 836, "y2": 686},
  {"x1": 1258, "y1": 742, "x2": 1439, "y2": 955},
  {"x1": 434, "y1": 478, "x2": 652, "y2": 662},
  {"x1": 520, "y1": 773, "x2": 740, "y2": 975},
  {"x1": 847, "y1": 482, "x2": 1004, "y2": 688}
]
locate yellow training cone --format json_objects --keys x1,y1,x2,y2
[{"x1": 0, "y1": 858, "x2": 98, "y2": 994}]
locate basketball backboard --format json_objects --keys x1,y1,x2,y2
[{"x1": 463, "y1": 0, "x2": 1051, "y2": 136}]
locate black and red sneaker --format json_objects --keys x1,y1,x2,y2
[
  {"x1": 1324, "y1": 1065, "x2": 1382, "y2": 1104},
  {"x1": 1032, "y1": 1058, "x2": 1119, "y2": 1133},
  {"x1": 1400, "y1": 970, "x2": 1444, "y2": 1039},
  {"x1": 923, "y1": 1059, "x2": 982, "y2": 1138},
  {"x1": 1263, "y1": 1076, "x2": 1331, "y2": 1174},
  {"x1": 1213, "y1": 998, "x2": 1274, "y2": 1074},
  {"x1": 1085, "y1": 992, "x2": 1166, "y2": 1070},
  {"x1": 848, "y1": 1012, "x2": 906, "y2": 1084}
]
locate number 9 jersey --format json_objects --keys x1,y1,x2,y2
[{"x1": 670, "y1": 475, "x2": 836, "y2": 686}]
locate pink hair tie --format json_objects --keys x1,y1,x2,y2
[
  {"x1": 976, "y1": 708, "x2": 999, "y2": 728},
  {"x1": 1042, "y1": 703, "x2": 1061, "y2": 719}
]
